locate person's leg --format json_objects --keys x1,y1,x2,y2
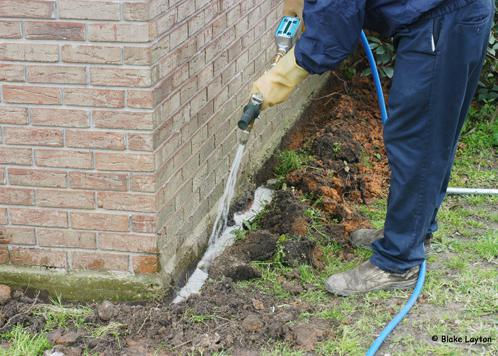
[
  {"x1": 371, "y1": 0, "x2": 494, "y2": 273},
  {"x1": 426, "y1": 58, "x2": 488, "y2": 235}
]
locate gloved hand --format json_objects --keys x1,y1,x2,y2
[
  {"x1": 251, "y1": 47, "x2": 308, "y2": 111},
  {"x1": 283, "y1": 0, "x2": 304, "y2": 19}
]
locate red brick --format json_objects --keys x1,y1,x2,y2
[
  {"x1": 169, "y1": 23, "x2": 188, "y2": 49},
  {"x1": 88, "y1": 23, "x2": 151, "y2": 43},
  {"x1": 0, "y1": 107, "x2": 28, "y2": 124},
  {"x1": 0, "y1": 147, "x2": 32, "y2": 165},
  {"x1": 0, "y1": 1, "x2": 56, "y2": 19},
  {"x1": 10, "y1": 208, "x2": 67, "y2": 227},
  {"x1": 64, "y1": 88, "x2": 125, "y2": 108},
  {"x1": 10, "y1": 247, "x2": 66, "y2": 268},
  {"x1": 90, "y1": 67, "x2": 153, "y2": 87},
  {"x1": 0, "y1": 187, "x2": 34, "y2": 205},
  {"x1": 128, "y1": 133, "x2": 153, "y2": 151},
  {"x1": 0, "y1": 248, "x2": 8, "y2": 263},
  {"x1": 152, "y1": 37, "x2": 171, "y2": 65},
  {"x1": 0, "y1": 227, "x2": 35, "y2": 245},
  {"x1": 25, "y1": 21, "x2": 85, "y2": 41},
  {"x1": 71, "y1": 212, "x2": 129, "y2": 232},
  {"x1": 27, "y1": 65, "x2": 86, "y2": 84},
  {"x1": 93, "y1": 110, "x2": 154, "y2": 130},
  {"x1": 31, "y1": 108, "x2": 89, "y2": 128},
  {"x1": 3, "y1": 85, "x2": 61, "y2": 105},
  {"x1": 62, "y1": 45, "x2": 121, "y2": 64},
  {"x1": 152, "y1": 8, "x2": 175, "y2": 36},
  {"x1": 130, "y1": 174, "x2": 155, "y2": 193},
  {"x1": 37, "y1": 189, "x2": 95, "y2": 209},
  {"x1": 132, "y1": 255, "x2": 159, "y2": 274},
  {"x1": 4, "y1": 127, "x2": 63, "y2": 147},
  {"x1": 127, "y1": 90, "x2": 155, "y2": 109},
  {"x1": 0, "y1": 63, "x2": 24, "y2": 82},
  {"x1": 123, "y1": 2, "x2": 150, "y2": 21},
  {"x1": 97, "y1": 192, "x2": 155, "y2": 212},
  {"x1": 59, "y1": 0, "x2": 120, "y2": 20},
  {"x1": 99, "y1": 232, "x2": 157, "y2": 253},
  {"x1": 66, "y1": 130, "x2": 125, "y2": 150},
  {"x1": 36, "y1": 149, "x2": 92, "y2": 169},
  {"x1": 131, "y1": 214, "x2": 156, "y2": 233},
  {"x1": 38, "y1": 228, "x2": 96, "y2": 249},
  {"x1": 95, "y1": 152, "x2": 154, "y2": 172},
  {"x1": 124, "y1": 46, "x2": 152, "y2": 65},
  {"x1": 0, "y1": 208, "x2": 6, "y2": 225},
  {"x1": 68, "y1": 172, "x2": 127, "y2": 191},
  {"x1": 188, "y1": 11, "x2": 205, "y2": 36},
  {"x1": 8, "y1": 168, "x2": 67, "y2": 188},
  {"x1": 0, "y1": 21, "x2": 21, "y2": 38},
  {"x1": 0, "y1": 43, "x2": 58, "y2": 62},
  {"x1": 71, "y1": 251, "x2": 128, "y2": 272}
]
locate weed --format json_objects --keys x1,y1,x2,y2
[
  {"x1": 274, "y1": 150, "x2": 309, "y2": 178},
  {"x1": 90, "y1": 322, "x2": 125, "y2": 348},
  {"x1": 0, "y1": 325, "x2": 51, "y2": 356},
  {"x1": 33, "y1": 297, "x2": 92, "y2": 331}
]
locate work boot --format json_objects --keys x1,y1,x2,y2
[
  {"x1": 351, "y1": 229, "x2": 432, "y2": 251},
  {"x1": 324, "y1": 261, "x2": 419, "y2": 296}
]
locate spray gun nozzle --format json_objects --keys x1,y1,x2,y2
[{"x1": 237, "y1": 93, "x2": 263, "y2": 131}]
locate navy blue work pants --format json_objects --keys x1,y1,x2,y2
[{"x1": 371, "y1": 0, "x2": 495, "y2": 273}]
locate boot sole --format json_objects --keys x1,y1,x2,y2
[{"x1": 324, "y1": 278, "x2": 417, "y2": 297}]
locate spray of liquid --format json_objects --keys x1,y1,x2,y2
[
  {"x1": 208, "y1": 143, "x2": 246, "y2": 245},
  {"x1": 173, "y1": 141, "x2": 275, "y2": 304}
]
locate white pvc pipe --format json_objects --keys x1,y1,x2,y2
[{"x1": 447, "y1": 187, "x2": 498, "y2": 195}]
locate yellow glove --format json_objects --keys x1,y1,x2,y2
[
  {"x1": 283, "y1": 0, "x2": 304, "y2": 19},
  {"x1": 251, "y1": 47, "x2": 308, "y2": 111}
]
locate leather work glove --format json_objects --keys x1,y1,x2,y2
[
  {"x1": 251, "y1": 47, "x2": 308, "y2": 111},
  {"x1": 283, "y1": 0, "x2": 304, "y2": 20}
]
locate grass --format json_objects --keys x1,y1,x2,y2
[
  {"x1": 1, "y1": 101, "x2": 494, "y2": 356},
  {"x1": 237, "y1": 104, "x2": 497, "y2": 355},
  {"x1": 0, "y1": 295, "x2": 118, "y2": 355},
  {"x1": 33, "y1": 296, "x2": 93, "y2": 331},
  {"x1": 451, "y1": 103, "x2": 497, "y2": 188},
  {"x1": 0, "y1": 325, "x2": 51, "y2": 356},
  {"x1": 274, "y1": 150, "x2": 310, "y2": 178},
  {"x1": 0, "y1": 295, "x2": 96, "y2": 356}
]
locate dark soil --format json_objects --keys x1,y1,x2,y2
[{"x1": 0, "y1": 69, "x2": 390, "y2": 355}]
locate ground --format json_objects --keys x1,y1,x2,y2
[{"x1": 0, "y1": 67, "x2": 496, "y2": 356}]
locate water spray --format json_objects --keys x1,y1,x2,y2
[{"x1": 174, "y1": 16, "x2": 303, "y2": 304}]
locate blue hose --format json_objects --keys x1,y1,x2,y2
[
  {"x1": 360, "y1": 31, "x2": 388, "y2": 124},
  {"x1": 360, "y1": 30, "x2": 427, "y2": 355},
  {"x1": 365, "y1": 261, "x2": 427, "y2": 355}
]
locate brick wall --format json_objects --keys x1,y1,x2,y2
[{"x1": 0, "y1": 0, "x2": 324, "y2": 296}]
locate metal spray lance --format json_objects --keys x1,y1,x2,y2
[{"x1": 238, "y1": 16, "x2": 302, "y2": 140}]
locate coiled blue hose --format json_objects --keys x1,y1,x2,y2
[{"x1": 360, "y1": 30, "x2": 427, "y2": 355}]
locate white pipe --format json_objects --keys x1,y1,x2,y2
[{"x1": 447, "y1": 187, "x2": 498, "y2": 195}]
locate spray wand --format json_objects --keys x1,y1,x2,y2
[{"x1": 238, "y1": 16, "x2": 302, "y2": 136}]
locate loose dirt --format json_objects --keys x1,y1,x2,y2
[{"x1": 0, "y1": 67, "x2": 391, "y2": 355}]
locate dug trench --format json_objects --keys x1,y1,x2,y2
[{"x1": 0, "y1": 69, "x2": 391, "y2": 355}]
